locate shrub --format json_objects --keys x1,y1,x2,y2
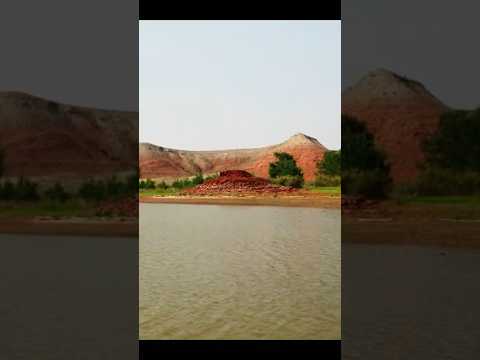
[
  {"x1": 342, "y1": 169, "x2": 391, "y2": 198},
  {"x1": 271, "y1": 175, "x2": 304, "y2": 188},
  {"x1": 317, "y1": 150, "x2": 341, "y2": 176},
  {"x1": 192, "y1": 173, "x2": 204, "y2": 186},
  {"x1": 0, "y1": 180, "x2": 15, "y2": 200},
  {"x1": 144, "y1": 179, "x2": 156, "y2": 189},
  {"x1": 171, "y1": 178, "x2": 194, "y2": 189},
  {"x1": 416, "y1": 167, "x2": 480, "y2": 196},
  {"x1": 44, "y1": 182, "x2": 70, "y2": 203},
  {"x1": 423, "y1": 109, "x2": 480, "y2": 172},
  {"x1": 342, "y1": 115, "x2": 391, "y2": 197},
  {"x1": 14, "y1": 177, "x2": 39, "y2": 201},
  {"x1": 314, "y1": 174, "x2": 341, "y2": 187},
  {"x1": 78, "y1": 179, "x2": 106, "y2": 201},
  {"x1": 156, "y1": 181, "x2": 168, "y2": 189},
  {"x1": 269, "y1": 152, "x2": 303, "y2": 178}
]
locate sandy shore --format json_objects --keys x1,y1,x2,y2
[
  {"x1": 140, "y1": 193, "x2": 341, "y2": 209},
  {"x1": 0, "y1": 217, "x2": 137, "y2": 237}
]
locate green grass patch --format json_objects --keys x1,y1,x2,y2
[
  {"x1": 0, "y1": 199, "x2": 96, "y2": 218},
  {"x1": 305, "y1": 186, "x2": 341, "y2": 196},
  {"x1": 139, "y1": 188, "x2": 181, "y2": 197}
]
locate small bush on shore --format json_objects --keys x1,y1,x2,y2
[
  {"x1": 314, "y1": 174, "x2": 341, "y2": 187},
  {"x1": 416, "y1": 168, "x2": 480, "y2": 196},
  {"x1": 44, "y1": 182, "x2": 70, "y2": 203},
  {"x1": 342, "y1": 169, "x2": 391, "y2": 198},
  {"x1": 271, "y1": 175, "x2": 304, "y2": 188}
]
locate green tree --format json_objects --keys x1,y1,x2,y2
[
  {"x1": 342, "y1": 115, "x2": 389, "y2": 172},
  {"x1": 317, "y1": 150, "x2": 341, "y2": 176},
  {"x1": 423, "y1": 109, "x2": 480, "y2": 171},
  {"x1": 341, "y1": 115, "x2": 391, "y2": 197},
  {"x1": 269, "y1": 152, "x2": 303, "y2": 178},
  {"x1": 192, "y1": 173, "x2": 204, "y2": 186}
]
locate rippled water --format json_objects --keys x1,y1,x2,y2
[{"x1": 140, "y1": 203, "x2": 340, "y2": 339}]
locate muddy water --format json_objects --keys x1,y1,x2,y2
[
  {"x1": 140, "y1": 203, "x2": 340, "y2": 339},
  {"x1": 343, "y1": 243, "x2": 480, "y2": 359}
]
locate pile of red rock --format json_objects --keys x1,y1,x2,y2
[
  {"x1": 96, "y1": 195, "x2": 138, "y2": 217},
  {"x1": 186, "y1": 170, "x2": 296, "y2": 195}
]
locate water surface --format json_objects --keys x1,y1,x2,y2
[
  {"x1": 140, "y1": 203, "x2": 340, "y2": 339},
  {"x1": 0, "y1": 234, "x2": 137, "y2": 360},
  {"x1": 343, "y1": 243, "x2": 480, "y2": 359}
]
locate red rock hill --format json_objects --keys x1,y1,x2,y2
[
  {"x1": 140, "y1": 133, "x2": 328, "y2": 182},
  {"x1": 342, "y1": 68, "x2": 449, "y2": 183},
  {"x1": 0, "y1": 91, "x2": 138, "y2": 178}
]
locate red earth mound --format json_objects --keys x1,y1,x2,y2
[{"x1": 186, "y1": 170, "x2": 297, "y2": 195}]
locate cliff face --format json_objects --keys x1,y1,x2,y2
[
  {"x1": 139, "y1": 133, "x2": 328, "y2": 181},
  {"x1": 0, "y1": 91, "x2": 138, "y2": 177},
  {"x1": 342, "y1": 69, "x2": 449, "y2": 183}
]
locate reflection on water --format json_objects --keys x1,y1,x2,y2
[
  {"x1": 140, "y1": 204, "x2": 340, "y2": 339},
  {"x1": 343, "y1": 243, "x2": 480, "y2": 360}
]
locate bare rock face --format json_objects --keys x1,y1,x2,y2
[
  {"x1": 139, "y1": 133, "x2": 328, "y2": 181},
  {"x1": 0, "y1": 91, "x2": 138, "y2": 178},
  {"x1": 342, "y1": 68, "x2": 449, "y2": 183}
]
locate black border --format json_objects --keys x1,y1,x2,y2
[
  {"x1": 140, "y1": 340, "x2": 341, "y2": 358},
  {"x1": 139, "y1": 1, "x2": 341, "y2": 20}
]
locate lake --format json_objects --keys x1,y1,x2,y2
[
  {"x1": 140, "y1": 203, "x2": 341, "y2": 339},
  {"x1": 343, "y1": 243, "x2": 480, "y2": 359},
  {"x1": 0, "y1": 234, "x2": 137, "y2": 360}
]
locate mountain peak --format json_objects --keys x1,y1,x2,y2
[
  {"x1": 343, "y1": 68, "x2": 447, "y2": 108},
  {"x1": 284, "y1": 133, "x2": 321, "y2": 146}
]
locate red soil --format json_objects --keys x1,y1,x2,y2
[
  {"x1": 186, "y1": 170, "x2": 297, "y2": 195},
  {"x1": 139, "y1": 133, "x2": 327, "y2": 182},
  {"x1": 342, "y1": 68, "x2": 448, "y2": 183}
]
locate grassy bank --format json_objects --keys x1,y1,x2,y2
[
  {"x1": 139, "y1": 188, "x2": 181, "y2": 197},
  {"x1": 0, "y1": 199, "x2": 96, "y2": 218},
  {"x1": 305, "y1": 185, "x2": 341, "y2": 196}
]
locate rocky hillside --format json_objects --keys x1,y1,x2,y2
[
  {"x1": 342, "y1": 68, "x2": 449, "y2": 183},
  {"x1": 0, "y1": 91, "x2": 138, "y2": 178},
  {"x1": 139, "y1": 133, "x2": 328, "y2": 182}
]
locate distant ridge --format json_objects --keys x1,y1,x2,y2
[
  {"x1": 342, "y1": 68, "x2": 449, "y2": 182},
  {"x1": 0, "y1": 91, "x2": 138, "y2": 178},
  {"x1": 139, "y1": 133, "x2": 327, "y2": 181}
]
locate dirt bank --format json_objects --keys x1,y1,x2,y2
[
  {"x1": 140, "y1": 193, "x2": 340, "y2": 209},
  {"x1": 0, "y1": 217, "x2": 137, "y2": 237},
  {"x1": 343, "y1": 200, "x2": 480, "y2": 247}
]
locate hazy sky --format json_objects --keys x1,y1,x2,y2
[
  {"x1": 140, "y1": 20, "x2": 341, "y2": 150},
  {"x1": 342, "y1": 0, "x2": 480, "y2": 110},
  {"x1": 0, "y1": 1, "x2": 138, "y2": 111}
]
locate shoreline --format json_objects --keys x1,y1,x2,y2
[
  {"x1": 0, "y1": 217, "x2": 138, "y2": 237},
  {"x1": 343, "y1": 201, "x2": 480, "y2": 248},
  {"x1": 140, "y1": 194, "x2": 341, "y2": 209}
]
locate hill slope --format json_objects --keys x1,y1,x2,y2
[
  {"x1": 0, "y1": 91, "x2": 138, "y2": 178},
  {"x1": 139, "y1": 133, "x2": 328, "y2": 182},
  {"x1": 342, "y1": 68, "x2": 449, "y2": 182}
]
